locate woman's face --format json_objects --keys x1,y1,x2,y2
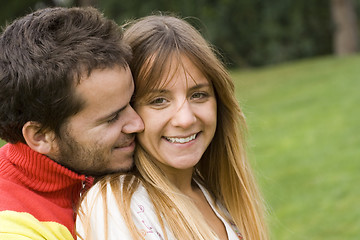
[{"x1": 135, "y1": 55, "x2": 217, "y2": 173}]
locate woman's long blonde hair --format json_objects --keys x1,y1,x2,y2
[{"x1": 79, "y1": 14, "x2": 268, "y2": 240}]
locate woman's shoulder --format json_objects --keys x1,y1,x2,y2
[
  {"x1": 81, "y1": 175, "x2": 150, "y2": 208},
  {"x1": 77, "y1": 175, "x2": 163, "y2": 239}
]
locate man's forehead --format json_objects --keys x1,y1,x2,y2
[{"x1": 70, "y1": 66, "x2": 134, "y2": 119}]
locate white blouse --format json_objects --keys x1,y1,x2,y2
[{"x1": 76, "y1": 179, "x2": 242, "y2": 240}]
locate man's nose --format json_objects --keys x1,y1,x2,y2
[{"x1": 122, "y1": 106, "x2": 144, "y2": 134}]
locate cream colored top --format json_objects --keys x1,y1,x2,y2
[{"x1": 76, "y1": 179, "x2": 242, "y2": 240}]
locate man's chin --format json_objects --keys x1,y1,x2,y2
[{"x1": 88, "y1": 161, "x2": 135, "y2": 177}]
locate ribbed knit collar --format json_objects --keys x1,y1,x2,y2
[{"x1": 0, "y1": 142, "x2": 86, "y2": 208}]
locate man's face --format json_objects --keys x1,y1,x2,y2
[{"x1": 50, "y1": 65, "x2": 144, "y2": 176}]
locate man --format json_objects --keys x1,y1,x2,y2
[{"x1": 0, "y1": 7, "x2": 144, "y2": 239}]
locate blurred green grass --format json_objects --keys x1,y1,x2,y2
[
  {"x1": 233, "y1": 55, "x2": 360, "y2": 239},
  {"x1": 1, "y1": 55, "x2": 359, "y2": 239}
]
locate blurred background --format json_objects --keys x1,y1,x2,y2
[
  {"x1": 1, "y1": 0, "x2": 359, "y2": 239},
  {"x1": 1, "y1": 0, "x2": 360, "y2": 67}
]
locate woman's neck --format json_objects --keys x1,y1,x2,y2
[{"x1": 158, "y1": 164, "x2": 195, "y2": 194}]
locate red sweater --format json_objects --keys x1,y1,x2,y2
[{"x1": 0, "y1": 143, "x2": 87, "y2": 238}]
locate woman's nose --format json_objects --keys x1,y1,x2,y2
[{"x1": 170, "y1": 100, "x2": 196, "y2": 129}]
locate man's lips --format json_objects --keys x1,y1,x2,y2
[{"x1": 115, "y1": 137, "x2": 135, "y2": 149}]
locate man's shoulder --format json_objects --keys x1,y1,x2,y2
[
  {"x1": 0, "y1": 210, "x2": 74, "y2": 240},
  {"x1": 0, "y1": 176, "x2": 62, "y2": 219},
  {"x1": 0, "y1": 177, "x2": 30, "y2": 211},
  {"x1": 0, "y1": 142, "x2": 10, "y2": 158},
  {"x1": 0, "y1": 176, "x2": 74, "y2": 230}
]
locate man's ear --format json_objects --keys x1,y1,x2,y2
[{"x1": 22, "y1": 121, "x2": 58, "y2": 155}]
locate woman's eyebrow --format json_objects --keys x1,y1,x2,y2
[
  {"x1": 190, "y1": 83, "x2": 210, "y2": 89},
  {"x1": 189, "y1": 83, "x2": 211, "y2": 90},
  {"x1": 147, "y1": 83, "x2": 211, "y2": 94},
  {"x1": 148, "y1": 89, "x2": 169, "y2": 94}
]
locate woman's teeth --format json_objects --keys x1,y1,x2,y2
[{"x1": 165, "y1": 133, "x2": 197, "y2": 143}]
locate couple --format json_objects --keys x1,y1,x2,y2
[{"x1": 0, "y1": 7, "x2": 267, "y2": 240}]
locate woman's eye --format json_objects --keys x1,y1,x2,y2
[
  {"x1": 150, "y1": 97, "x2": 167, "y2": 105},
  {"x1": 191, "y1": 92, "x2": 208, "y2": 100}
]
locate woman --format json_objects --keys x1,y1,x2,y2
[{"x1": 77, "y1": 15, "x2": 268, "y2": 240}]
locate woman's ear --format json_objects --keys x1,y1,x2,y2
[{"x1": 22, "y1": 121, "x2": 57, "y2": 155}]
